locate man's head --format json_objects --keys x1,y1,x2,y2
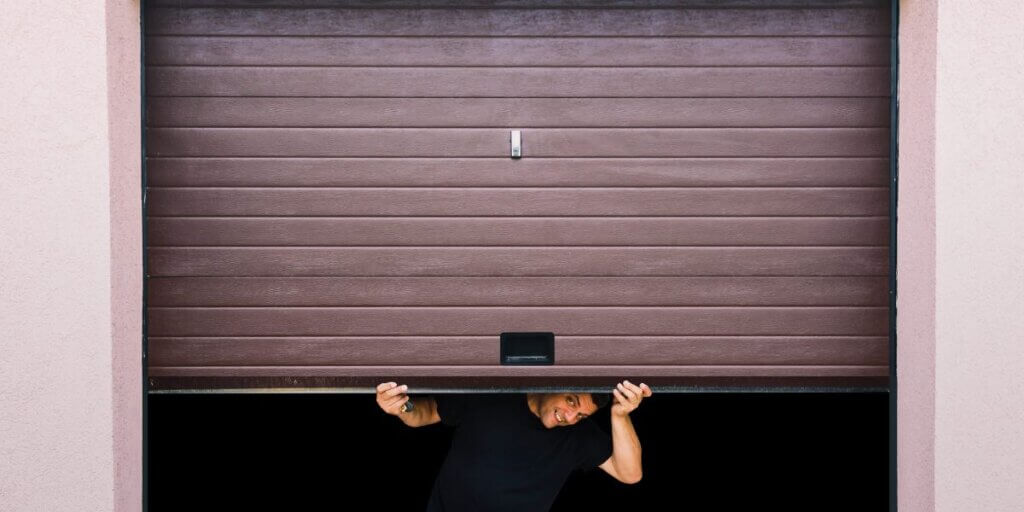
[{"x1": 529, "y1": 392, "x2": 611, "y2": 429}]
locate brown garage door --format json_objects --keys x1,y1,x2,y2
[{"x1": 145, "y1": 0, "x2": 891, "y2": 390}]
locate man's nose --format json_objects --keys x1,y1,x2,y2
[{"x1": 566, "y1": 409, "x2": 578, "y2": 423}]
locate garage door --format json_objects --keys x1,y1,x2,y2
[{"x1": 145, "y1": 0, "x2": 892, "y2": 390}]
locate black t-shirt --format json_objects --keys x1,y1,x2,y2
[{"x1": 425, "y1": 393, "x2": 613, "y2": 512}]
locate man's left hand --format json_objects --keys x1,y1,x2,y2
[{"x1": 610, "y1": 380, "x2": 653, "y2": 418}]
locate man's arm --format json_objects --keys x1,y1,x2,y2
[
  {"x1": 598, "y1": 380, "x2": 652, "y2": 484},
  {"x1": 598, "y1": 414, "x2": 643, "y2": 484},
  {"x1": 375, "y1": 382, "x2": 441, "y2": 428}
]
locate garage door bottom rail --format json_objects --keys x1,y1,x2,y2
[{"x1": 147, "y1": 375, "x2": 888, "y2": 393}]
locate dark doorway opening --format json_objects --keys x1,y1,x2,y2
[{"x1": 149, "y1": 392, "x2": 885, "y2": 510}]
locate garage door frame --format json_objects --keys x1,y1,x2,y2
[{"x1": 137, "y1": 1, "x2": 900, "y2": 511}]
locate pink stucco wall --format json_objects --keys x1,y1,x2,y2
[
  {"x1": 932, "y1": 1, "x2": 1024, "y2": 510},
  {"x1": 1, "y1": 1, "x2": 1022, "y2": 510},
  {"x1": 0, "y1": 1, "x2": 141, "y2": 511},
  {"x1": 107, "y1": 0, "x2": 142, "y2": 510},
  {"x1": 900, "y1": 1, "x2": 1024, "y2": 510},
  {"x1": 897, "y1": 1, "x2": 937, "y2": 510}
]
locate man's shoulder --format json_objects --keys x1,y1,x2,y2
[
  {"x1": 434, "y1": 393, "x2": 521, "y2": 426},
  {"x1": 572, "y1": 417, "x2": 612, "y2": 441}
]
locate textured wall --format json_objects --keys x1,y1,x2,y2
[
  {"x1": 0, "y1": 1, "x2": 140, "y2": 510},
  {"x1": 107, "y1": 0, "x2": 142, "y2": 510},
  {"x1": 900, "y1": 1, "x2": 1024, "y2": 510},
  {"x1": 933, "y1": 1, "x2": 1024, "y2": 511},
  {"x1": 897, "y1": 1, "x2": 937, "y2": 510}
]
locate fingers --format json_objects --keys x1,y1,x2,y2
[
  {"x1": 617, "y1": 382, "x2": 638, "y2": 402},
  {"x1": 611, "y1": 380, "x2": 653, "y2": 418},
  {"x1": 612, "y1": 381, "x2": 652, "y2": 414},
  {"x1": 386, "y1": 384, "x2": 408, "y2": 398},
  {"x1": 376, "y1": 382, "x2": 411, "y2": 416},
  {"x1": 386, "y1": 395, "x2": 411, "y2": 415},
  {"x1": 622, "y1": 381, "x2": 643, "y2": 397},
  {"x1": 376, "y1": 382, "x2": 408, "y2": 400},
  {"x1": 612, "y1": 388, "x2": 628, "y2": 405},
  {"x1": 381, "y1": 393, "x2": 408, "y2": 408},
  {"x1": 620, "y1": 380, "x2": 652, "y2": 398}
]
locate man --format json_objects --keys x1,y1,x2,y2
[{"x1": 375, "y1": 380, "x2": 653, "y2": 511}]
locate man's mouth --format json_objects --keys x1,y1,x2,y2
[{"x1": 555, "y1": 410, "x2": 566, "y2": 424}]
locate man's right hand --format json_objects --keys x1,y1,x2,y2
[{"x1": 376, "y1": 382, "x2": 411, "y2": 417}]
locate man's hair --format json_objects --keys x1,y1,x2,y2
[{"x1": 590, "y1": 392, "x2": 611, "y2": 410}]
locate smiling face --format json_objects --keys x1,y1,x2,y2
[{"x1": 531, "y1": 392, "x2": 599, "y2": 429}]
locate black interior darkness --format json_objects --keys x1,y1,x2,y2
[{"x1": 149, "y1": 392, "x2": 885, "y2": 510}]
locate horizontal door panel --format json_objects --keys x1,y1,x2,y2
[
  {"x1": 146, "y1": 67, "x2": 891, "y2": 97},
  {"x1": 147, "y1": 128, "x2": 889, "y2": 158},
  {"x1": 146, "y1": 365, "x2": 890, "y2": 379},
  {"x1": 147, "y1": 277, "x2": 890, "y2": 306},
  {"x1": 147, "y1": 306, "x2": 888, "y2": 336},
  {"x1": 147, "y1": 217, "x2": 890, "y2": 246},
  {"x1": 147, "y1": 36, "x2": 889, "y2": 66},
  {"x1": 147, "y1": 8, "x2": 888, "y2": 36},
  {"x1": 147, "y1": 188, "x2": 889, "y2": 216},
  {"x1": 147, "y1": 97, "x2": 890, "y2": 128},
  {"x1": 147, "y1": 336, "x2": 888, "y2": 366},
  {"x1": 147, "y1": 247, "x2": 889, "y2": 277},
  {"x1": 146, "y1": 158, "x2": 890, "y2": 188}
]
